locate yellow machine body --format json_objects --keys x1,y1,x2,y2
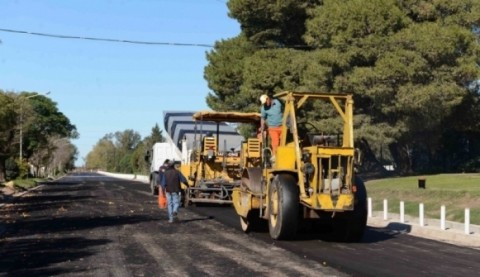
[
  {"x1": 232, "y1": 92, "x2": 366, "y2": 241},
  {"x1": 181, "y1": 111, "x2": 262, "y2": 205}
]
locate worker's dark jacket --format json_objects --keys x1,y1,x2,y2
[
  {"x1": 161, "y1": 167, "x2": 187, "y2": 193},
  {"x1": 156, "y1": 165, "x2": 168, "y2": 186}
]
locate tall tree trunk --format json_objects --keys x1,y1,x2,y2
[
  {"x1": 0, "y1": 155, "x2": 7, "y2": 182},
  {"x1": 389, "y1": 143, "x2": 414, "y2": 175},
  {"x1": 357, "y1": 139, "x2": 389, "y2": 179}
]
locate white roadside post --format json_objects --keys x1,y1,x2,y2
[
  {"x1": 465, "y1": 208, "x2": 470, "y2": 235},
  {"x1": 383, "y1": 199, "x2": 388, "y2": 220},
  {"x1": 419, "y1": 203, "x2": 424, "y2": 227},
  {"x1": 440, "y1": 205, "x2": 446, "y2": 230},
  {"x1": 368, "y1": 197, "x2": 372, "y2": 218},
  {"x1": 400, "y1": 201, "x2": 405, "y2": 223}
]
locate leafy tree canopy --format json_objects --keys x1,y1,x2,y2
[
  {"x1": 0, "y1": 90, "x2": 78, "y2": 181},
  {"x1": 143, "y1": 123, "x2": 165, "y2": 151},
  {"x1": 204, "y1": 0, "x2": 480, "y2": 174},
  {"x1": 228, "y1": 0, "x2": 320, "y2": 46}
]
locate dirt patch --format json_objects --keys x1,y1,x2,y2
[
  {"x1": 463, "y1": 195, "x2": 480, "y2": 209},
  {"x1": 0, "y1": 185, "x2": 16, "y2": 202}
]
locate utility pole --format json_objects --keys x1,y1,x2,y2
[{"x1": 19, "y1": 91, "x2": 51, "y2": 161}]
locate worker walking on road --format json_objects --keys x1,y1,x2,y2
[
  {"x1": 259, "y1": 94, "x2": 283, "y2": 159},
  {"x1": 160, "y1": 160, "x2": 189, "y2": 223},
  {"x1": 156, "y1": 159, "x2": 170, "y2": 188}
]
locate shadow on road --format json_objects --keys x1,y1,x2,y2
[
  {"x1": 189, "y1": 205, "x2": 404, "y2": 244},
  {"x1": 1, "y1": 214, "x2": 158, "y2": 238},
  {"x1": 0, "y1": 237, "x2": 111, "y2": 276},
  {"x1": 39, "y1": 184, "x2": 94, "y2": 194},
  {"x1": 0, "y1": 180, "x2": 161, "y2": 276},
  {"x1": 236, "y1": 222, "x2": 404, "y2": 245},
  {"x1": 2, "y1": 193, "x2": 94, "y2": 217},
  {"x1": 178, "y1": 216, "x2": 214, "y2": 224}
]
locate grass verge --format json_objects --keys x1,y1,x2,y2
[
  {"x1": 0, "y1": 178, "x2": 45, "y2": 193},
  {"x1": 365, "y1": 173, "x2": 480, "y2": 225},
  {"x1": 13, "y1": 178, "x2": 45, "y2": 190}
]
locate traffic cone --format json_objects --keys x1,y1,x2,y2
[{"x1": 158, "y1": 187, "x2": 167, "y2": 209}]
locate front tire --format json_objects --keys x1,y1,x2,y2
[{"x1": 268, "y1": 174, "x2": 299, "y2": 240}]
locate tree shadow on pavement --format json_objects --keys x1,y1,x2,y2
[
  {"x1": 0, "y1": 237, "x2": 111, "y2": 276},
  {"x1": 1, "y1": 214, "x2": 157, "y2": 238},
  {"x1": 0, "y1": 214, "x2": 158, "y2": 276},
  {"x1": 0, "y1": 176, "x2": 164, "y2": 276},
  {"x1": 1, "y1": 194, "x2": 95, "y2": 216},
  {"x1": 39, "y1": 184, "x2": 94, "y2": 194}
]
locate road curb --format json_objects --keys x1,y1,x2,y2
[{"x1": 368, "y1": 216, "x2": 480, "y2": 249}]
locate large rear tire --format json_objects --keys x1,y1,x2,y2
[{"x1": 268, "y1": 174, "x2": 299, "y2": 240}]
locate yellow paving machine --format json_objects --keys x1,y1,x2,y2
[
  {"x1": 232, "y1": 91, "x2": 367, "y2": 241},
  {"x1": 180, "y1": 111, "x2": 262, "y2": 206}
]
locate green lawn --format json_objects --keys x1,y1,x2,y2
[{"x1": 365, "y1": 174, "x2": 480, "y2": 225}]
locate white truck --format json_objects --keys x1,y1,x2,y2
[{"x1": 144, "y1": 142, "x2": 181, "y2": 195}]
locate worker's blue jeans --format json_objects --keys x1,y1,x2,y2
[{"x1": 166, "y1": 192, "x2": 180, "y2": 221}]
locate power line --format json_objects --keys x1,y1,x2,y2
[
  {"x1": 0, "y1": 27, "x2": 214, "y2": 48},
  {"x1": 0, "y1": 27, "x2": 467, "y2": 51},
  {"x1": 0, "y1": 27, "x2": 315, "y2": 49}
]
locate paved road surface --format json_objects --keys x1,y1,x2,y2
[
  {"x1": 194, "y1": 205, "x2": 480, "y2": 276},
  {"x1": 0, "y1": 173, "x2": 344, "y2": 276},
  {"x1": 1, "y1": 173, "x2": 479, "y2": 276}
]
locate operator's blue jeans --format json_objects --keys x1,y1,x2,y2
[{"x1": 166, "y1": 192, "x2": 180, "y2": 221}]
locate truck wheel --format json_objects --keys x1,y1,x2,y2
[
  {"x1": 332, "y1": 177, "x2": 367, "y2": 242},
  {"x1": 150, "y1": 173, "x2": 158, "y2": 196},
  {"x1": 268, "y1": 174, "x2": 299, "y2": 240}
]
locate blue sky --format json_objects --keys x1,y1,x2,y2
[{"x1": 0, "y1": 0, "x2": 240, "y2": 166}]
